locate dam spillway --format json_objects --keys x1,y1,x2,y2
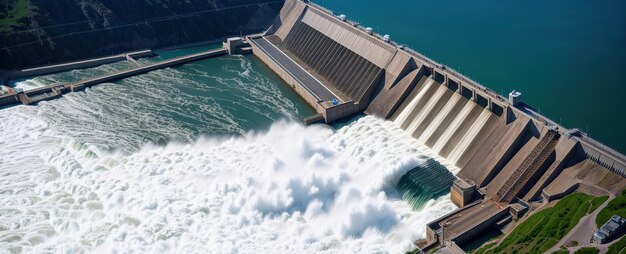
[
  {"x1": 253, "y1": 0, "x2": 626, "y2": 176},
  {"x1": 250, "y1": 0, "x2": 626, "y2": 250},
  {"x1": 396, "y1": 158, "x2": 456, "y2": 210},
  {"x1": 390, "y1": 78, "x2": 500, "y2": 169}
]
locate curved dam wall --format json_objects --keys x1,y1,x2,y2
[
  {"x1": 0, "y1": 0, "x2": 284, "y2": 69},
  {"x1": 259, "y1": 0, "x2": 516, "y2": 170}
]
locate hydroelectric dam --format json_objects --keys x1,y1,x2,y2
[
  {"x1": 249, "y1": 0, "x2": 626, "y2": 251},
  {"x1": 0, "y1": 0, "x2": 624, "y2": 252}
]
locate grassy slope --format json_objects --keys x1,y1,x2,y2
[
  {"x1": 596, "y1": 190, "x2": 626, "y2": 228},
  {"x1": 477, "y1": 193, "x2": 608, "y2": 254},
  {"x1": 0, "y1": 0, "x2": 35, "y2": 33},
  {"x1": 591, "y1": 196, "x2": 609, "y2": 212}
]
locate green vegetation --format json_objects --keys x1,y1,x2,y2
[
  {"x1": 552, "y1": 250, "x2": 569, "y2": 254},
  {"x1": 573, "y1": 247, "x2": 599, "y2": 254},
  {"x1": 607, "y1": 236, "x2": 626, "y2": 254},
  {"x1": 0, "y1": 0, "x2": 37, "y2": 33},
  {"x1": 476, "y1": 193, "x2": 608, "y2": 254},
  {"x1": 597, "y1": 190, "x2": 626, "y2": 227}
]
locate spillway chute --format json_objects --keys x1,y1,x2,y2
[{"x1": 396, "y1": 158, "x2": 455, "y2": 210}]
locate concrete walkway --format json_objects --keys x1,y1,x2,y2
[
  {"x1": 0, "y1": 47, "x2": 228, "y2": 107},
  {"x1": 4, "y1": 50, "x2": 154, "y2": 80},
  {"x1": 251, "y1": 37, "x2": 339, "y2": 102},
  {"x1": 73, "y1": 47, "x2": 227, "y2": 90}
]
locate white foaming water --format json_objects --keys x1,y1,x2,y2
[
  {"x1": 446, "y1": 108, "x2": 493, "y2": 165},
  {"x1": 0, "y1": 110, "x2": 457, "y2": 253},
  {"x1": 393, "y1": 79, "x2": 434, "y2": 127},
  {"x1": 404, "y1": 85, "x2": 447, "y2": 135},
  {"x1": 9, "y1": 56, "x2": 312, "y2": 153},
  {"x1": 431, "y1": 101, "x2": 473, "y2": 154},
  {"x1": 417, "y1": 94, "x2": 461, "y2": 143}
]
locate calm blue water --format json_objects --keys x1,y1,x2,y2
[{"x1": 321, "y1": 0, "x2": 626, "y2": 153}]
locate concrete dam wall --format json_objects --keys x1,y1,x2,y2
[
  {"x1": 253, "y1": 3, "x2": 626, "y2": 247},
  {"x1": 255, "y1": 0, "x2": 626, "y2": 177},
  {"x1": 253, "y1": 0, "x2": 527, "y2": 171},
  {"x1": 281, "y1": 20, "x2": 383, "y2": 105}
]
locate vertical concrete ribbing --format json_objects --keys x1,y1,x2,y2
[
  {"x1": 325, "y1": 46, "x2": 347, "y2": 84},
  {"x1": 335, "y1": 48, "x2": 359, "y2": 95},
  {"x1": 321, "y1": 39, "x2": 344, "y2": 78},
  {"x1": 347, "y1": 60, "x2": 371, "y2": 99},
  {"x1": 281, "y1": 21, "x2": 383, "y2": 103}
]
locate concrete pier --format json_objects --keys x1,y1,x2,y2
[
  {"x1": 70, "y1": 48, "x2": 227, "y2": 91},
  {"x1": 125, "y1": 54, "x2": 143, "y2": 67},
  {"x1": 0, "y1": 47, "x2": 228, "y2": 107},
  {"x1": 1, "y1": 50, "x2": 154, "y2": 81}
]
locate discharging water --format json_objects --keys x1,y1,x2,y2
[
  {"x1": 393, "y1": 77, "x2": 499, "y2": 168},
  {"x1": 0, "y1": 49, "x2": 457, "y2": 253}
]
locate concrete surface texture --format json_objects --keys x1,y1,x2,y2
[{"x1": 252, "y1": 36, "x2": 338, "y2": 102}]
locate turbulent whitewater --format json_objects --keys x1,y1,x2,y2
[{"x1": 0, "y1": 54, "x2": 456, "y2": 253}]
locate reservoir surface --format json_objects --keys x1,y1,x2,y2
[{"x1": 321, "y1": 0, "x2": 626, "y2": 153}]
